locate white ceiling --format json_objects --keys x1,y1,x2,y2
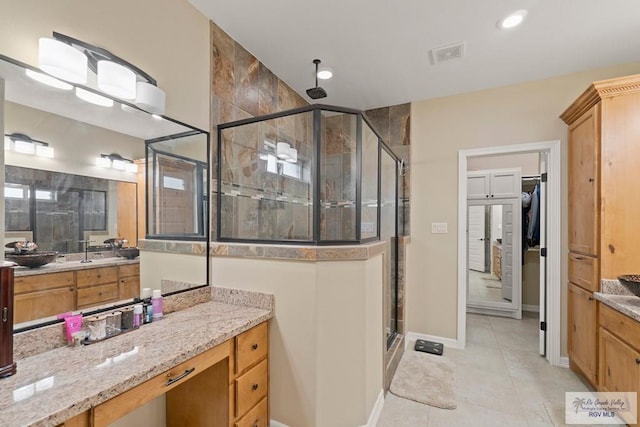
[{"x1": 189, "y1": 0, "x2": 640, "y2": 110}]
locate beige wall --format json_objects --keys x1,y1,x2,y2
[
  {"x1": 408, "y1": 61, "x2": 640, "y2": 357},
  {"x1": 140, "y1": 251, "x2": 207, "y2": 291},
  {"x1": 0, "y1": 0, "x2": 210, "y2": 130},
  {"x1": 212, "y1": 256, "x2": 383, "y2": 427},
  {"x1": 5, "y1": 102, "x2": 143, "y2": 182}
]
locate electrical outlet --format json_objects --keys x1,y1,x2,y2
[{"x1": 431, "y1": 222, "x2": 448, "y2": 234}]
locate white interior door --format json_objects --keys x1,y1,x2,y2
[
  {"x1": 539, "y1": 154, "x2": 548, "y2": 356},
  {"x1": 468, "y1": 206, "x2": 486, "y2": 271},
  {"x1": 501, "y1": 205, "x2": 514, "y2": 301}
]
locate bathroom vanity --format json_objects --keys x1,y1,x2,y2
[
  {"x1": 0, "y1": 299, "x2": 271, "y2": 427},
  {"x1": 12, "y1": 259, "x2": 140, "y2": 324}
]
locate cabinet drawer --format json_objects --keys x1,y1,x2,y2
[
  {"x1": 77, "y1": 282, "x2": 118, "y2": 307},
  {"x1": 236, "y1": 322, "x2": 268, "y2": 374},
  {"x1": 119, "y1": 276, "x2": 139, "y2": 300},
  {"x1": 14, "y1": 272, "x2": 74, "y2": 294},
  {"x1": 77, "y1": 267, "x2": 118, "y2": 287},
  {"x1": 14, "y1": 287, "x2": 75, "y2": 324},
  {"x1": 599, "y1": 302, "x2": 640, "y2": 351},
  {"x1": 235, "y1": 359, "x2": 268, "y2": 417},
  {"x1": 95, "y1": 340, "x2": 231, "y2": 427},
  {"x1": 119, "y1": 263, "x2": 139, "y2": 278},
  {"x1": 568, "y1": 252, "x2": 600, "y2": 292},
  {"x1": 235, "y1": 397, "x2": 268, "y2": 427}
]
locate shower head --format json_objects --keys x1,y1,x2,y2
[
  {"x1": 306, "y1": 59, "x2": 327, "y2": 100},
  {"x1": 306, "y1": 86, "x2": 327, "y2": 99}
]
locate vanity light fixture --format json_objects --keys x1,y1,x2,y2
[
  {"x1": 498, "y1": 10, "x2": 528, "y2": 29},
  {"x1": 36, "y1": 32, "x2": 166, "y2": 114},
  {"x1": 96, "y1": 153, "x2": 138, "y2": 173},
  {"x1": 76, "y1": 87, "x2": 114, "y2": 107},
  {"x1": 4, "y1": 133, "x2": 55, "y2": 158},
  {"x1": 38, "y1": 37, "x2": 88, "y2": 84},
  {"x1": 97, "y1": 60, "x2": 136, "y2": 99},
  {"x1": 275, "y1": 142, "x2": 298, "y2": 163},
  {"x1": 25, "y1": 69, "x2": 73, "y2": 90}
]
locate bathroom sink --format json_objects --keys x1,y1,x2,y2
[
  {"x1": 5, "y1": 251, "x2": 59, "y2": 268},
  {"x1": 116, "y1": 247, "x2": 139, "y2": 259},
  {"x1": 618, "y1": 275, "x2": 640, "y2": 297}
]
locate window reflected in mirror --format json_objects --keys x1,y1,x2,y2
[{"x1": 146, "y1": 132, "x2": 209, "y2": 240}]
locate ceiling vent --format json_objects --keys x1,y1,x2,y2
[{"x1": 430, "y1": 41, "x2": 466, "y2": 65}]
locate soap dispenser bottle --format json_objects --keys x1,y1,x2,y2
[{"x1": 151, "y1": 290, "x2": 163, "y2": 320}]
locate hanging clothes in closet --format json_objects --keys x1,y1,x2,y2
[
  {"x1": 522, "y1": 191, "x2": 531, "y2": 264},
  {"x1": 527, "y1": 184, "x2": 541, "y2": 247}
]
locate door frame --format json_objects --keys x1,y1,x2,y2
[{"x1": 457, "y1": 140, "x2": 562, "y2": 366}]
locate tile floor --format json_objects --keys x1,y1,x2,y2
[
  {"x1": 377, "y1": 312, "x2": 620, "y2": 427},
  {"x1": 468, "y1": 270, "x2": 504, "y2": 304}
]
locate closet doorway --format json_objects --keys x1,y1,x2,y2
[{"x1": 457, "y1": 141, "x2": 562, "y2": 366}]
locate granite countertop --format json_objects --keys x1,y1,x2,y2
[
  {"x1": 12, "y1": 257, "x2": 139, "y2": 277},
  {"x1": 594, "y1": 292, "x2": 640, "y2": 322},
  {"x1": 0, "y1": 300, "x2": 272, "y2": 427}
]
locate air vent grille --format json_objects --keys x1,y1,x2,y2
[{"x1": 430, "y1": 41, "x2": 466, "y2": 65}]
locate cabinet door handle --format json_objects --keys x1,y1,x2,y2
[
  {"x1": 2, "y1": 307, "x2": 7, "y2": 322},
  {"x1": 490, "y1": 194, "x2": 494, "y2": 197},
  {"x1": 252, "y1": 343, "x2": 259, "y2": 351},
  {"x1": 485, "y1": 195, "x2": 489, "y2": 198},
  {"x1": 572, "y1": 256, "x2": 584, "y2": 260},
  {"x1": 252, "y1": 383, "x2": 259, "y2": 391},
  {"x1": 636, "y1": 358, "x2": 640, "y2": 365},
  {"x1": 588, "y1": 296, "x2": 594, "y2": 301},
  {"x1": 166, "y1": 368, "x2": 195, "y2": 386},
  {"x1": 588, "y1": 178, "x2": 594, "y2": 183}
]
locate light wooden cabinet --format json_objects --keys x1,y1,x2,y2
[
  {"x1": 561, "y1": 74, "x2": 640, "y2": 387},
  {"x1": 492, "y1": 244, "x2": 502, "y2": 280},
  {"x1": 599, "y1": 303, "x2": 640, "y2": 426},
  {"x1": 14, "y1": 263, "x2": 140, "y2": 323},
  {"x1": 118, "y1": 264, "x2": 140, "y2": 300},
  {"x1": 14, "y1": 272, "x2": 75, "y2": 324},
  {"x1": 467, "y1": 169, "x2": 521, "y2": 199},
  {"x1": 231, "y1": 322, "x2": 269, "y2": 427},
  {"x1": 79, "y1": 321, "x2": 270, "y2": 427},
  {"x1": 568, "y1": 283, "x2": 597, "y2": 385}
]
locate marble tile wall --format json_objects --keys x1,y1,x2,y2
[
  {"x1": 365, "y1": 103, "x2": 411, "y2": 235},
  {"x1": 211, "y1": 21, "x2": 311, "y2": 241}
]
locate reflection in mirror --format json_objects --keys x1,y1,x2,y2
[
  {"x1": 5, "y1": 166, "x2": 136, "y2": 252},
  {"x1": 467, "y1": 202, "x2": 520, "y2": 308},
  {"x1": 146, "y1": 132, "x2": 208, "y2": 240},
  {"x1": 0, "y1": 55, "x2": 209, "y2": 330}
]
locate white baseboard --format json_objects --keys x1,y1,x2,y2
[
  {"x1": 405, "y1": 332, "x2": 463, "y2": 350},
  {"x1": 270, "y1": 420, "x2": 290, "y2": 427},
  {"x1": 361, "y1": 389, "x2": 384, "y2": 427},
  {"x1": 559, "y1": 356, "x2": 570, "y2": 368},
  {"x1": 522, "y1": 304, "x2": 540, "y2": 313}
]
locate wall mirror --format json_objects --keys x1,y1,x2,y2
[
  {"x1": 0, "y1": 55, "x2": 209, "y2": 330},
  {"x1": 467, "y1": 200, "x2": 521, "y2": 313}
]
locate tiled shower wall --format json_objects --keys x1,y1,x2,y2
[
  {"x1": 365, "y1": 104, "x2": 411, "y2": 335},
  {"x1": 365, "y1": 103, "x2": 411, "y2": 235},
  {"x1": 210, "y1": 21, "x2": 309, "y2": 239}
]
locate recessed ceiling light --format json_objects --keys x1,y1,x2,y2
[
  {"x1": 498, "y1": 9, "x2": 528, "y2": 29},
  {"x1": 317, "y1": 69, "x2": 333, "y2": 80}
]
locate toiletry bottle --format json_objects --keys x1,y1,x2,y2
[
  {"x1": 151, "y1": 290, "x2": 163, "y2": 320},
  {"x1": 133, "y1": 304, "x2": 143, "y2": 328},
  {"x1": 144, "y1": 303, "x2": 153, "y2": 324},
  {"x1": 141, "y1": 288, "x2": 153, "y2": 324}
]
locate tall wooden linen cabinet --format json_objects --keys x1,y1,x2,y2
[{"x1": 560, "y1": 74, "x2": 640, "y2": 387}]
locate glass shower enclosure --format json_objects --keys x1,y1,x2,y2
[{"x1": 217, "y1": 105, "x2": 402, "y2": 348}]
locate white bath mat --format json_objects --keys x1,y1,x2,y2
[{"x1": 390, "y1": 350, "x2": 457, "y2": 410}]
